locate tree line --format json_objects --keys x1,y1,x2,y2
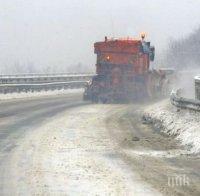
[{"x1": 164, "y1": 27, "x2": 200, "y2": 69}]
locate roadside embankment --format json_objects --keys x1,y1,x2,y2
[{"x1": 143, "y1": 99, "x2": 200, "y2": 153}]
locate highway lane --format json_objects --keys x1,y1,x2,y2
[
  {"x1": 0, "y1": 92, "x2": 86, "y2": 152},
  {"x1": 0, "y1": 93, "x2": 199, "y2": 195},
  {"x1": 0, "y1": 93, "x2": 161, "y2": 195},
  {"x1": 0, "y1": 92, "x2": 88, "y2": 192}
]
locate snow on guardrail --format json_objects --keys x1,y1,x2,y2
[
  {"x1": 0, "y1": 81, "x2": 86, "y2": 87},
  {"x1": 0, "y1": 73, "x2": 95, "y2": 78},
  {"x1": 0, "y1": 73, "x2": 95, "y2": 86},
  {"x1": 0, "y1": 73, "x2": 94, "y2": 93},
  {"x1": 0, "y1": 89, "x2": 84, "y2": 100},
  {"x1": 170, "y1": 89, "x2": 200, "y2": 111},
  {"x1": 0, "y1": 80, "x2": 88, "y2": 94}
]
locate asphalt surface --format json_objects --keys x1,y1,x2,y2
[
  {"x1": 0, "y1": 93, "x2": 88, "y2": 192},
  {"x1": 0, "y1": 93, "x2": 199, "y2": 195},
  {"x1": 0, "y1": 93, "x2": 85, "y2": 152}
]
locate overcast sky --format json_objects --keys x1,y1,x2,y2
[{"x1": 0, "y1": 0, "x2": 200, "y2": 72}]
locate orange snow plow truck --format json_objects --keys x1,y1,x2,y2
[{"x1": 84, "y1": 34, "x2": 172, "y2": 103}]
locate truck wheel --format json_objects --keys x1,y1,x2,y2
[
  {"x1": 101, "y1": 97, "x2": 108, "y2": 104},
  {"x1": 83, "y1": 94, "x2": 89, "y2": 101},
  {"x1": 92, "y1": 95, "x2": 98, "y2": 103}
]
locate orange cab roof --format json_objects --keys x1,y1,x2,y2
[{"x1": 94, "y1": 37, "x2": 142, "y2": 54}]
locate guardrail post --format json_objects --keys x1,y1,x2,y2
[{"x1": 195, "y1": 76, "x2": 200, "y2": 100}]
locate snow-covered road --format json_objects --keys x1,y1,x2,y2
[{"x1": 0, "y1": 93, "x2": 199, "y2": 195}]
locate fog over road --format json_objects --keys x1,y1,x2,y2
[{"x1": 0, "y1": 92, "x2": 200, "y2": 195}]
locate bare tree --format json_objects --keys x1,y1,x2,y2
[{"x1": 164, "y1": 27, "x2": 200, "y2": 70}]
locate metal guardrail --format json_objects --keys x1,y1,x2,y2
[
  {"x1": 0, "y1": 73, "x2": 95, "y2": 84},
  {"x1": 170, "y1": 89, "x2": 200, "y2": 111},
  {"x1": 0, "y1": 81, "x2": 87, "y2": 94},
  {"x1": 0, "y1": 73, "x2": 94, "y2": 78},
  {"x1": 0, "y1": 73, "x2": 94, "y2": 94}
]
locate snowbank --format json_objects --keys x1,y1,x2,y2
[
  {"x1": 143, "y1": 99, "x2": 200, "y2": 153},
  {"x1": 0, "y1": 88, "x2": 84, "y2": 100}
]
